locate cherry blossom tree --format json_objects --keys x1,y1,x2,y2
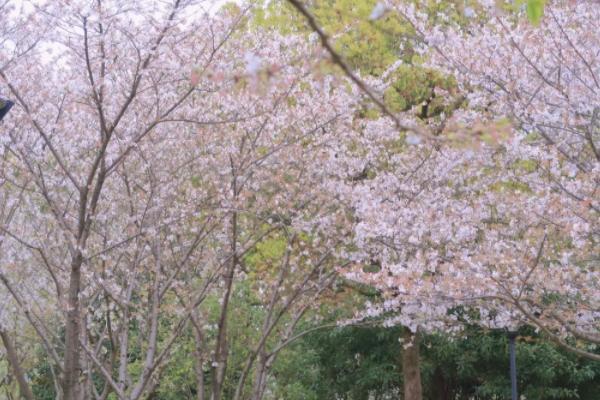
[
  {"x1": 2, "y1": 0, "x2": 596, "y2": 399},
  {"x1": 180, "y1": 30, "x2": 363, "y2": 400},
  {"x1": 1, "y1": 1, "x2": 366, "y2": 399},
  {"x1": 0, "y1": 1, "x2": 251, "y2": 398},
  {"x1": 333, "y1": 0, "x2": 599, "y2": 363}
]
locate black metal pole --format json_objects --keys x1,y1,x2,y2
[
  {"x1": 508, "y1": 331, "x2": 518, "y2": 400},
  {"x1": 0, "y1": 98, "x2": 14, "y2": 122}
]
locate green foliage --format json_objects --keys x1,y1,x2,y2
[
  {"x1": 30, "y1": 359, "x2": 56, "y2": 400},
  {"x1": 312, "y1": 0, "x2": 413, "y2": 76},
  {"x1": 489, "y1": 180, "x2": 533, "y2": 194},
  {"x1": 23, "y1": 321, "x2": 600, "y2": 400},
  {"x1": 29, "y1": 333, "x2": 65, "y2": 400},
  {"x1": 244, "y1": 235, "x2": 287, "y2": 269},
  {"x1": 422, "y1": 325, "x2": 600, "y2": 400},
  {"x1": 252, "y1": 0, "x2": 303, "y2": 35},
  {"x1": 526, "y1": 0, "x2": 546, "y2": 25},
  {"x1": 511, "y1": 159, "x2": 538, "y2": 173},
  {"x1": 254, "y1": 0, "x2": 414, "y2": 76},
  {"x1": 288, "y1": 325, "x2": 404, "y2": 399},
  {"x1": 269, "y1": 342, "x2": 321, "y2": 400},
  {"x1": 253, "y1": 0, "x2": 467, "y2": 132},
  {"x1": 502, "y1": 0, "x2": 547, "y2": 25},
  {"x1": 153, "y1": 333, "x2": 198, "y2": 399},
  {"x1": 383, "y1": 65, "x2": 456, "y2": 116},
  {"x1": 271, "y1": 324, "x2": 600, "y2": 400}
]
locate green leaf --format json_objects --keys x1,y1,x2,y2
[{"x1": 526, "y1": 0, "x2": 545, "y2": 25}]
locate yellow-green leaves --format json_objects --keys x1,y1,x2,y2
[
  {"x1": 502, "y1": 0, "x2": 546, "y2": 25},
  {"x1": 526, "y1": 0, "x2": 546, "y2": 25},
  {"x1": 511, "y1": 0, "x2": 546, "y2": 25},
  {"x1": 244, "y1": 236, "x2": 287, "y2": 269},
  {"x1": 383, "y1": 65, "x2": 454, "y2": 115},
  {"x1": 511, "y1": 159, "x2": 538, "y2": 173},
  {"x1": 489, "y1": 180, "x2": 532, "y2": 194}
]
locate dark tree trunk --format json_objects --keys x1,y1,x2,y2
[
  {"x1": 63, "y1": 252, "x2": 83, "y2": 400},
  {"x1": 431, "y1": 366, "x2": 451, "y2": 400},
  {"x1": 402, "y1": 328, "x2": 422, "y2": 400}
]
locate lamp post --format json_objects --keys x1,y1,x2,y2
[
  {"x1": 0, "y1": 98, "x2": 14, "y2": 122},
  {"x1": 508, "y1": 330, "x2": 518, "y2": 400}
]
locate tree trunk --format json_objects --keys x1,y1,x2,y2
[
  {"x1": 431, "y1": 366, "x2": 451, "y2": 400},
  {"x1": 192, "y1": 311, "x2": 206, "y2": 400},
  {"x1": 63, "y1": 252, "x2": 83, "y2": 400},
  {"x1": 250, "y1": 350, "x2": 267, "y2": 400},
  {"x1": 211, "y1": 211, "x2": 238, "y2": 400},
  {"x1": 402, "y1": 328, "x2": 422, "y2": 400},
  {"x1": 0, "y1": 330, "x2": 35, "y2": 400}
]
